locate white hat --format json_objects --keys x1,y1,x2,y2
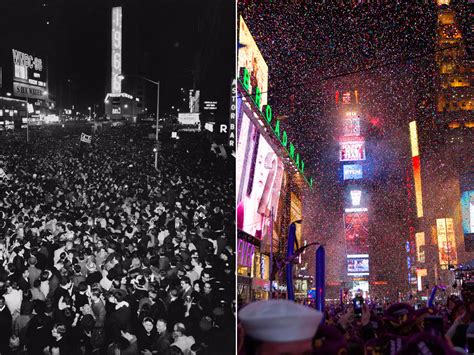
[{"x1": 239, "y1": 300, "x2": 323, "y2": 343}]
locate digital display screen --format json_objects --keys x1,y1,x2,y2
[
  {"x1": 340, "y1": 141, "x2": 366, "y2": 161},
  {"x1": 343, "y1": 164, "x2": 363, "y2": 180},
  {"x1": 348, "y1": 258, "x2": 369, "y2": 273},
  {"x1": 344, "y1": 212, "x2": 369, "y2": 254}
]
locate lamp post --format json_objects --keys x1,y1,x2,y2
[{"x1": 118, "y1": 74, "x2": 160, "y2": 170}]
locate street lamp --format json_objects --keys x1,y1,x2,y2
[
  {"x1": 118, "y1": 74, "x2": 160, "y2": 170},
  {"x1": 88, "y1": 106, "x2": 91, "y2": 120}
]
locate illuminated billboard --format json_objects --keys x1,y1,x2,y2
[
  {"x1": 344, "y1": 212, "x2": 369, "y2": 254},
  {"x1": 237, "y1": 111, "x2": 284, "y2": 239},
  {"x1": 342, "y1": 117, "x2": 361, "y2": 136},
  {"x1": 350, "y1": 190, "x2": 362, "y2": 207},
  {"x1": 340, "y1": 141, "x2": 366, "y2": 161},
  {"x1": 111, "y1": 7, "x2": 122, "y2": 94},
  {"x1": 347, "y1": 257, "x2": 369, "y2": 274},
  {"x1": 12, "y1": 49, "x2": 47, "y2": 100},
  {"x1": 461, "y1": 190, "x2": 474, "y2": 235},
  {"x1": 409, "y1": 121, "x2": 423, "y2": 218},
  {"x1": 436, "y1": 218, "x2": 458, "y2": 268},
  {"x1": 237, "y1": 239, "x2": 255, "y2": 268},
  {"x1": 416, "y1": 232, "x2": 426, "y2": 263},
  {"x1": 343, "y1": 164, "x2": 363, "y2": 180},
  {"x1": 238, "y1": 16, "x2": 268, "y2": 110}
]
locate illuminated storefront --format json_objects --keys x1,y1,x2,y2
[{"x1": 237, "y1": 16, "x2": 311, "y2": 302}]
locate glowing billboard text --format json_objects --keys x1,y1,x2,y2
[
  {"x1": 111, "y1": 7, "x2": 122, "y2": 94},
  {"x1": 343, "y1": 164, "x2": 363, "y2": 180},
  {"x1": 436, "y1": 218, "x2": 457, "y2": 268},
  {"x1": 340, "y1": 141, "x2": 366, "y2": 161},
  {"x1": 409, "y1": 121, "x2": 423, "y2": 217}
]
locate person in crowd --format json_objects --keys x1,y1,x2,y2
[{"x1": 0, "y1": 126, "x2": 234, "y2": 354}]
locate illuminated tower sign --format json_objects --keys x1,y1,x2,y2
[{"x1": 111, "y1": 7, "x2": 122, "y2": 94}]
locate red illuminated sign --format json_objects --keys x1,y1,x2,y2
[
  {"x1": 344, "y1": 212, "x2": 369, "y2": 254},
  {"x1": 340, "y1": 142, "x2": 366, "y2": 161},
  {"x1": 342, "y1": 92, "x2": 351, "y2": 104}
]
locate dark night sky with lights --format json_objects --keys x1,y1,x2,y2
[{"x1": 0, "y1": 0, "x2": 235, "y2": 119}]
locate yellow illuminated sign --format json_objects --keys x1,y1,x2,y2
[
  {"x1": 416, "y1": 232, "x2": 425, "y2": 263},
  {"x1": 409, "y1": 121, "x2": 423, "y2": 218},
  {"x1": 409, "y1": 121, "x2": 419, "y2": 157},
  {"x1": 436, "y1": 218, "x2": 458, "y2": 268}
]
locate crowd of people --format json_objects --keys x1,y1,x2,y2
[
  {"x1": 238, "y1": 286, "x2": 474, "y2": 354},
  {"x1": 0, "y1": 124, "x2": 235, "y2": 355}
]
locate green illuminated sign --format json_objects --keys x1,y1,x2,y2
[{"x1": 239, "y1": 67, "x2": 313, "y2": 189}]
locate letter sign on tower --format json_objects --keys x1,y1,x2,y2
[{"x1": 111, "y1": 7, "x2": 122, "y2": 94}]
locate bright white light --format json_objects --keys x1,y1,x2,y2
[
  {"x1": 6, "y1": 92, "x2": 11, "y2": 97},
  {"x1": 350, "y1": 190, "x2": 362, "y2": 206},
  {"x1": 124, "y1": 104, "x2": 128, "y2": 108}
]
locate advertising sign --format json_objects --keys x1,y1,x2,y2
[
  {"x1": 347, "y1": 258, "x2": 369, "y2": 273},
  {"x1": 436, "y1": 218, "x2": 458, "y2": 267},
  {"x1": 203, "y1": 101, "x2": 218, "y2": 111},
  {"x1": 237, "y1": 111, "x2": 284, "y2": 239},
  {"x1": 461, "y1": 190, "x2": 474, "y2": 235},
  {"x1": 238, "y1": 16, "x2": 268, "y2": 109},
  {"x1": 237, "y1": 239, "x2": 255, "y2": 268},
  {"x1": 416, "y1": 232, "x2": 426, "y2": 263},
  {"x1": 342, "y1": 117, "x2": 361, "y2": 136},
  {"x1": 344, "y1": 212, "x2": 369, "y2": 254},
  {"x1": 340, "y1": 141, "x2": 366, "y2": 161},
  {"x1": 350, "y1": 190, "x2": 362, "y2": 207},
  {"x1": 460, "y1": 172, "x2": 474, "y2": 251},
  {"x1": 111, "y1": 7, "x2": 122, "y2": 94},
  {"x1": 343, "y1": 164, "x2": 363, "y2": 180},
  {"x1": 177, "y1": 113, "x2": 201, "y2": 131},
  {"x1": 12, "y1": 49, "x2": 47, "y2": 99},
  {"x1": 229, "y1": 79, "x2": 236, "y2": 150}
]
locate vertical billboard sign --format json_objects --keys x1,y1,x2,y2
[
  {"x1": 409, "y1": 121, "x2": 424, "y2": 218},
  {"x1": 436, "y1": 218, "x2": 458, "y2": 268},
  {"x1": 416, "y1": 232, "x2": 426, "y2": 263},
  {"x1": 460, "y1": 172, "x2": 474, "y2": 251},
  {"x1": 238, "y1": 16, "x2": 268, "y2": 110},
  {"x1": 344, "y1": 212, "x2": 369, "y2": 255},
  {"x1": 230, "y1": 79, "x2": 236, "y2": 153},
  {"x1": 111, "y1": 7, "x2": 122, "y2": 94}
]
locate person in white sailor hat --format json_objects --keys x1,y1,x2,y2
[{"x1": 239, "y1": 299, "x2": 323, "y2": 355}]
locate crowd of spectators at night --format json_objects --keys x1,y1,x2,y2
[
  {"x1": 0, "y1": 125, "x2": 235, "y2": 355},
  {"x1": 238, "y1": 286, "x2": 474, "y2": 354}
]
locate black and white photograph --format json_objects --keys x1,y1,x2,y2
[{"x1": 0, "y1": 1, "x2": 235, "y2": 354}]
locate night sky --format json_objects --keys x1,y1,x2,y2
[{"x1": 0, "y1": 0, "x2": 235, "y2": 118}]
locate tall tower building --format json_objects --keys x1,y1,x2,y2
[{"x1": 410, "y1": 0, "x2": 473, "y2": 294}]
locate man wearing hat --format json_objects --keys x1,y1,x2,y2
[{"x1": 239, "y1": 299, "x2": 323, "y2": 355}]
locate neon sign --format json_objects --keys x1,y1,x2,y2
[
  {"x1": 239, "y1": 67, "x2": 313, "y2": 188},
  {"x1": 343, "y1": 164, "x2": 363, "y2": 180},
  {"x1": 111, "y1": 7, "x2": 122, "y2": 94},
  {"x1": 237, "y1": 239, "x2": 255, "y2": 267},
  {"x1": 12, "y1": 49, "x2": 43, "y2": 71},
  {"x1": 340, "y1": 141, "x2": 366, "y2": 161}
]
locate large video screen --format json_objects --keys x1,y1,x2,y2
[
  {"x1": 347, "y1": 258, "x2": 369, "y2": 273},
  {"x1": 343, "y1": 164, "x2": 363, "y2": 180},
  {"x1": 344, "y1": 212, "x2": 369, "y2": 254},
  {"x1": 461, "y1": 190, "x2": 474, "y2": 235},
  {"x1": 237, "y1": 110, "x2": 283, "y2": 239},
  {"x1": 340, "y1": 141, "x2": 366, "y2": 161}
]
